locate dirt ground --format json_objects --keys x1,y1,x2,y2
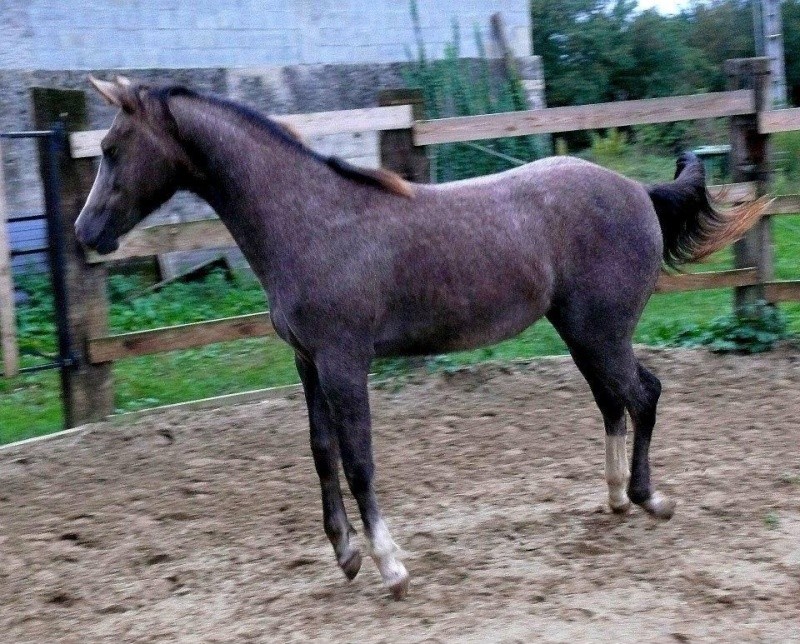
[{"x1": 1, "y1": 347, "x2": 799, "y2": 643}]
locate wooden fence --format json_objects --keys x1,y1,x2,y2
[
  {"x1": 24, "y1": 57, "x2": 800, "y2": 425},
  {"x1": 0, "y1": 139, "x2": 19, "y2": 377}
]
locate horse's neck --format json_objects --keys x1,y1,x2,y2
[{"x1": 170, "y1": 97, "x2": 343, "y2": 286}]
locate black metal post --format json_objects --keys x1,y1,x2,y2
[{"x1": 42, "y1": 124, "x2": 77, "y2": 426}]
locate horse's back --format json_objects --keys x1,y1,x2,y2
[{"x1": 419, "y1": 155, "x2": 662, "y2": 270}]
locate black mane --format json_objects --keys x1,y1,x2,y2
[
  {"x1": 151, "y1": 84, "x2": 327, "y2": 163},
  {"x1": 149, "y1": 83, "x2": 412, "y2": 197}
]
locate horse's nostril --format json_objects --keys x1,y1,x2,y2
[{"x1": 75, "y1": 223, "x2": 89, "y2": 245}]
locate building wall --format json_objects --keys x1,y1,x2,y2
[
  {"x1": 1, "y1": 0, "x2": 531, "y2": 70},
  {"x1": 1, "y1": 2, "x2": 537, "y2": 275}
]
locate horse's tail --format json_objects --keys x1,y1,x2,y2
[{"x1": 646, "y1": 152, "x2": 768, "y2": 268}]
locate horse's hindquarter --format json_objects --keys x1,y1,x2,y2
[{"x1": 535, "y1": 159, "x2": 663, "y2": 305}]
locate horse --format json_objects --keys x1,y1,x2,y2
[{"x1": 76, "y1": 76, "x2": 765, "y2": 600}]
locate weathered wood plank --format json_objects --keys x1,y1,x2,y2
[
  {"x1": 759, "y1": 107, "x2": 800, "y2": 134},
  {"x1": 414, "y1": 90, "x2": 755, "y2": 145},
  {"x1": 655, "y1": 268, "x2": 759, "y2": 293},
  {"x1": 276, "y1": 104, "x2": 414, "y2": 137},
  {"x1": 764, "y1": 194, "x2": 800, "y2": 216},
  {"x1": 70, "y1": 104, "x2": 414, "y2": 158},
  {"x1": 88, "y1": 312, "x2": 274, "y2": 363},
  {"x1": 764, "y1": 280, "x2": 800, "y2": 302},
  {"x1": 0, "y1": 140, "x2": 20, "y2": 377},
  {"x1": 86, "y1": 219, "x2": 234, "y2": 263},
  {"x1": 707, "y1": 182, "x2": 757, "y2": 204}
]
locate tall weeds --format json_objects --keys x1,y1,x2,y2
[{"x1": 403, "y1": 0, "x2": 547, "y2": 182}]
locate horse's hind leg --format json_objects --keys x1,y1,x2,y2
[
  {"x1": 565, "y1": 342, "x2": 634, "y2": 514},
  {"x1": 548, "y1": 309, "x2": 675, "y2": 519},
  {"x1": 313, "y1": 350, "x2": 410, "y2": 600},
  {"x1": 295, "y1": 355, "x2": 362, "y2": 580},
  {"x1": 627, "y1": 362, "x2": 675, "y2": 518}
]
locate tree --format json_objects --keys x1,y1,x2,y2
[
  {"x1": 531, "y1": 0, "x2": 639, "y2": 106},
  {"x1": 531, "y1": 0, "x2": 755, "y2": 107},
  {"x1": 783, "y1": 0, "x2": 800, "y2": 105},
  {"x1": 684, "y1": 0, "x2": 755, "y2": 91}
]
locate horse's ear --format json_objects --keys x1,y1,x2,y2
[
  {"x1": 88, "y1": 75, "x2": 139, "y2": 113},
  {"x1": 88, "y1": 75, "x2": 124, "y2": 107}
]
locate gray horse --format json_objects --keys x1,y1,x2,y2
[{"x1": 76, "y1": 77, "x2": 764, "y2": 599}]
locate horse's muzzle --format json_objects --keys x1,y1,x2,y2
[{"x1": 75, "y1": 219, "x2": 119, "y2": 255}]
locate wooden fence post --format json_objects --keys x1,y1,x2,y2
[
  {"x1": 725, "y1": 57, "x2": 772, "y2": 311},
  {"x1": 32, "y1": 87, "x2": 114, "y2": 427},
  {"x1": 378, "y1": 88, "x2": 430, "y2": 183},
  {"x1": 0, "y1": 139, "x2": 20, "y2": 377}
]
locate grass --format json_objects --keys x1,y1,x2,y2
[{"x1": 2, "y1": 150, "x2": 799, "y2": 445}]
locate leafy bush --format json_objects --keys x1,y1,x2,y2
[
  {"x1": 14, "y1": 272, "x2": 57, "y2": 357},
  {"x1": 589, "y1": 128, "x2": 629, "y2": 161},
  {"x1": 632, "y1": 122, "x2": 692, "y2": 154},
  {"x1": 668, "y1": 301, "x2": 789, "y2": 354}
]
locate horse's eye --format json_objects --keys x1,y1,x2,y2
[{"x1": 104, "y1": 146, "x2": 119, "y2": 160}]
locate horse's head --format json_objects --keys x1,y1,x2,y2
[{"x1": 75, "y1": 76, "x2": 193, "y2": 254}]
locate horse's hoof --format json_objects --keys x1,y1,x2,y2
[
  {"x1": 339, "y1": 549, "x2": 362, "y2": 581},
  {"x1": 610, "y1": 499, "x2": 631, "y2": 514},
  {"x1": 641, "y1": 491, "x2": 675, "y2": 520},
  {"x1": 388, "y1": 572, "x2": 410, "y2": 601}
]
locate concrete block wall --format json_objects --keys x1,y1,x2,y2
[
  {"x1": 1, "y1": 2, "x2": 537, "y2": 274},
  {"x1": 1, "y1": 0, "x2": 531, "y2": 70}
]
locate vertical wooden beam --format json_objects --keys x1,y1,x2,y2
[
  {"x1": 490, "y1": 13, "x2": 528, "y2": 111},
  {"x1": 0, "y1": 140, "x2": 20, "y2": 377},
  {"x1": 31, "y1": 87, "x2": 114, "y2": 427},
  {"x1": 725, "y1": 57, "x2": 773, "y2": 311},
  {"x1": 378, "y1": 89, "x2": 430, "y2": 183}
]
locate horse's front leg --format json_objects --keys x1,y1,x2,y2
[
  {"x1": 295, "y1": 354, "x2": 362, "y2": 580},
  {"x1": 314, "y1": 350, "x2": 410, "y2": 600}
]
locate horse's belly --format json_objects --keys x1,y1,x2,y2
[{"x1": 373, "y1": 296, "x2": 549, "y2": 358}]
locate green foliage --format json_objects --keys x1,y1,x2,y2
[
  {"x1": 14, "y1": 272, "x2": 57, "y2": 357},
  {"x1": 772, "y1": 131, "x2": 800, "y2": 193},
  {"x1": 403, "y1": 1, "x2": 546, "y2": 181},
  {"x1": 108, "y1": 269, "x2": 266, "y2": 333},
  {"x1": 532, "y1": 0, "x2": 754, "y2": 110},
  {"x1": 668, "y1": 302, "x2": 790, "y2": 354},
  {"x1": 589, "y1": 128, "x2": 629, "y2": 161},
  {"x1": 632, "y1": 122, "x2": 693, "y2": 154},
  {"x1": 581, "y1": 148, "x2": 674, "y2": 183}
]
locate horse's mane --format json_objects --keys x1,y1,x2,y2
[{"x1": 151, "y1": 85, "x2": 414, "y2": 199}]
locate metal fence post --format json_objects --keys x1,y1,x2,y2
[{"x1": 31, "y1": 87, "x2": 114, "y2": 427}]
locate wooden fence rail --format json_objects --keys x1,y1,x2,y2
[
  {"x1": 69, "y1": 104, "x2": 414, "y2": 158},
  {"x1": 414, "y1": 90, "x2": 755, "y2": 145},
  {"x1": 759, "y1": 107, "x2": 800, "y2": 134},
  {"x1": 22, "y1": 56, "x2": 800, "y2": 426},
  {"x1": 88, "y1": 312, "x2": 273, "y2": 363}
]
